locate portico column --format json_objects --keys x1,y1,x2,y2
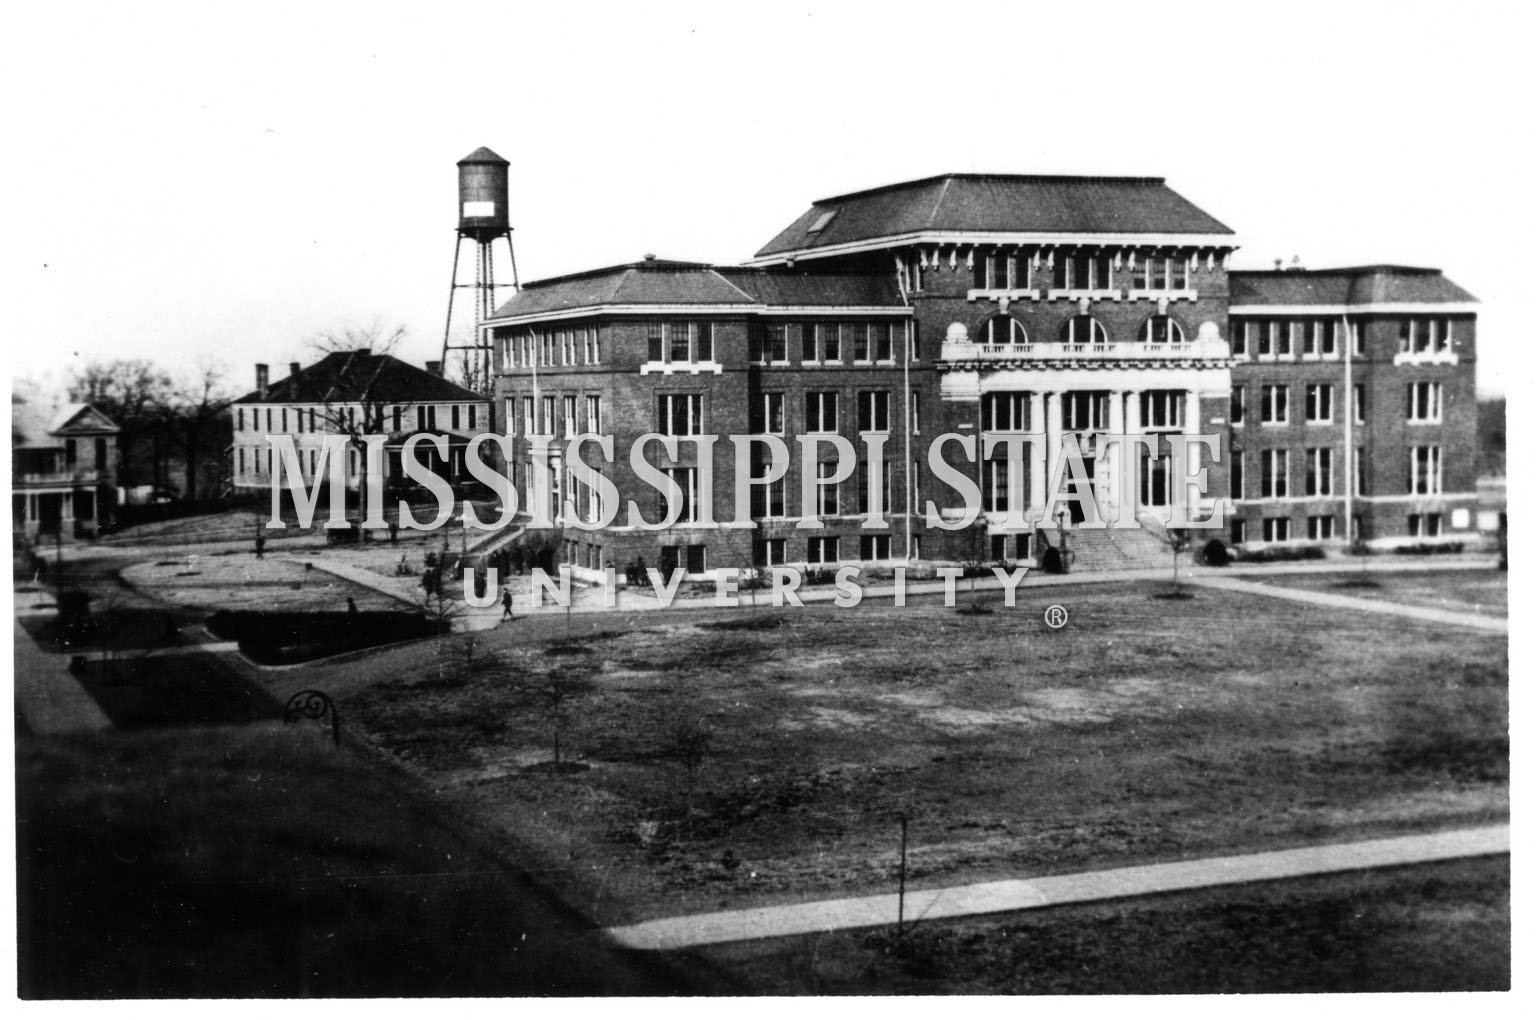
[
  {"x1": 1106, "y1": 389, "x2": 1125, "y2": 520},
  {"x1": 1185, "y1": 389, "x2": 1202, "y2": 511},
  {"x1": 1043, "y1": 392, "x2": 1061, "y2": 520},
  {"x1": 1124, "y1": 391, "x2": 1141, "y2": 514},
  {"x1": 1029, "y1": 391, "x2": 1047, "y2": 517}
]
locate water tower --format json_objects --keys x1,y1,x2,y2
[{"x1": 440, "y1": 146, "x2": 519, "y2": 393}]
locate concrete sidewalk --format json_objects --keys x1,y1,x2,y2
[
  {"x1": 12, "y1": 616, "x2": 112, "y2": 735},
  {"x1": 603, "y1": 824, "x2": 1509, "y2": 951},
  {"x1": 1188, "y1": 574, "x2": 1507, "y2": 634}
]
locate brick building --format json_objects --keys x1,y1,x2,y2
[{"x1": 484, "y1": 174, "x2": 1479, "y2": 576}]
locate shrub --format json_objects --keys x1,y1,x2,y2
[{"x1": 1198, "y1": 539, "x2": 1230, "y2": 567}]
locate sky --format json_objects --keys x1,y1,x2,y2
[{"x1": 4, "y1": 0, "x2": 1531, "y2": 402}]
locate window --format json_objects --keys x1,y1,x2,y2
[
  {"x1": 751, "y1": 467, "x2": 787, "y2": 519},
  {"x1": 1301, "y1": 320, "x2": 1338, "y2": 358},
  {"x1": 1052, "y1": 251, "x2": 1112, "y2": 290},
  {"x1": 1141, "y1": 391, "x2": 1184, "y2": 430},
  {"x1": 586, "y1": 395, "x2": 602, "y2": 434},
  {"x1": 752, "y1": 393, "x2": 786, "y2": 434},
  {"x1": 1231, "y1": 321, "x2": 1248, "y2": 357},
  {"x1": 816, "y1": 462, "x2": 841, "y2": 517},
  {"x1": 822, "y1": 323, "x2": 842, "y2": 362},
  {"x1": 236, "y1": 408, "x2": 244, "y2": 431},
  {"x1": 853, "y1": 325, "x2": 871, "y2": 362},
  {"x1": 647, "y1": 323, "x2": 664, "y2": 363},
  {"x1": 696, "y1": 323, "x2": 713, "y2": 362},
  {"x1": 1410, "y1": 445, "x2": 1441, "y2": 494},
  {"x1": 1255, "y1": 321, "x2": 1274, "y2": 359},
  {"x1": 451, "y1": 405, "x2": 461, "y2": 430},
  {"x1": 910, "y1": 391, "x2": 921, "y2": 434},
  {"x1": 857, "y1": 391, "x2": 891, "y2": 432},
  {"x1": 1136, "y1": 254, "x2": 1189, "y2": 291},
  {"x1": 1230, "y1": 453, "x2": 1245, "y2": 499},
  {"x1": 669, "y1": 322, "x2": 691, "y2": 363},
  {"x1": 755, "y1": 324, "x2": 790, "y2": 364},
  {"x1": 1408, "y1": 512, "x2": 1443, "y2": 537},
  {"x1": 974, "y1": 251, "x2": 1015, "y2": 290},
  {"x1": 1230, "y1": 387, "x2": 1246, "y2": 426},
  {"x1": 1353, "y1": 384, "x2": 1366, "y2": 425},
  {"x1": 1407, "y1": 381, "x2": 1442, "y2": 423},
  {"x1": 807, "y1": 536, "x2": 840, "y2": 565},
  {"x1": 660, "y1": 467, "x2": 699, "y2": 523},
  {"x1": 64, "y1": 439, "x2": 77, "y2": 467},
  {"x1": 1142, "y1": 316, "x2": 1185, "y2": 345},
  {"x1": 657, "y1": 393, "x2": 703, "y2": 436},
  {"x1": 393, "y1": 406, "x2": 403, "y2": 432},
  {"x1": 861, "y1": 534, "x2": 892, "y2": 560},
  {"x1": 238, "y1": 448, "x2": 245, "y2": 476},
  {"x1": 538, "y1": 398, "x2": 552, "y2": 435},
  {"x1": 1260, "y1": 384, "x2": 1289, "y2": 425},
  {"x1": 1261, "y1": 449, "x2": 1289, "y2": 498},
  {"x1": 857, "y1": 459, "x2": 893, "y2": 515},
  {"x1": 1060, "y1": 315, "x2": 1108, "y2": 345},
  {"x1": 1230, "y1": 518, "x2": 1247, "y2": 545},
  {"x1": 755, "y1": 538, "x2": 787, "y2": 566},
  {"x1": 521, "y1": 396, "x2": 535, "y2": 435},
  {"x1": 806, "y1": 391, "x2": 838, "y2": 432},
  {"x1": 983, "y1": 317, "x2": 1027, "y2": 347},
  {"x1": 1399, "y1": 318, "x2": 1453, "y2": 356},
  {"x1": 1305, "y1": 448, "x2": 1333, "y2": 496},
  {"x1": 1354, "y1": 449, "x2": 1366, "y2": 496},
  {"x1": 1305, "y1": 384, "x2": 1333, "y2": 424},
  {"x1": 1308, "y1": 515, "x2": 1335, "y2": 540},
  {"x1": 873, "y1": 323, "x2": 894, "y2": 362},
  {"x1": 1062, "y1": 391, "x2": 1108, "y2": 431},
  {"x1": 983, "y1": 457, "x2": 1013, "y2": 512},
  {"x1": 562, "y1": 396, "x2": 577, "y2": 439},
  {"x1": 801, "y1": 323, "x2": 818, "y2": 363},
  {"x1": 1262, "y1": 517, "x2": 1290, "y2": 542},
  {"x1": 982, "y1": 392, "x2": 1028, "y2": 431}
]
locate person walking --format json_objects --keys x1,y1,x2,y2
[{"x1": 501, "y1": 585, "x2": 514, "y2": 621}]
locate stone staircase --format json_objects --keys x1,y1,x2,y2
[{"x1": 1050, "y1": 524, "x2": 1173, "y2": 573}]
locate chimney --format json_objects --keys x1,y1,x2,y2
[
  {"x1": 425, "y1": 359, "x2": 443, "y2": 377},
  {"x1": 289, "y1": 361, "x2": 300, "y2": 377},
  {"x1": 357, "y1": 347, "x2": 372, "y2": 356},
  {"x1": 255, "y1": 363, "x2": 269, "y2": 400}
]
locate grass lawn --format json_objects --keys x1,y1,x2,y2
[
  {"x1": 16, "y1": 724, "x2": 699, "y2": 997},
  {"x1": 1252, "y1": 568, "x2": 1508, "y2": 616},
  {"x1": 694, "y1": 856, "x2": 1510, "y2": 993},
  {"x1": 302, "y1": 576, "x2": 1506, "y2": 931}
]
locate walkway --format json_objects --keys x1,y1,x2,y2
[
  {"x1": 1187, "y1": 574, "x2": 1507, "y2": 634},
  {"x1": 12, "y1": 616, "x2": 112, "y2": 735},
  {"x1": 603, "y1": 824, "x2": 1510, "y2": 951}
]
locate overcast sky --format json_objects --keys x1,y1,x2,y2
[{"x1": 5, "y1": 0, "x2": 1529, "y2": 400}]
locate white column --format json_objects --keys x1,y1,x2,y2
[
  {"x1": 1030, "y1": 391, "x2": 1047, "y2": 515},
  {"x1": 1043, "y1": 392, "x2": 1060, "y2": 520},
  {"x1": 1106, "y1": 389, "x2": 1125, "y2": 519},
  {"x1": 1185, "y1": 389, "x2": 1202, "y2": 511},
  {"x1": 1124, "y1": 391, "x2": 1141, "y2": 514}
]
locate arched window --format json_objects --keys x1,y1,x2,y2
[
  {"x1": 981, "y1": 316, "x2": 1028, "y2": 345},
  {"x1": 1059, "y1": 315, "x2": 1107, "y2": 345},
  {"x1": 1142, "y1": 315, "x2": 1185, "y2": 345}
]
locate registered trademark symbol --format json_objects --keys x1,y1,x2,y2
[{"x1": 1043, "y1": 604, "x2": 1069, "y2": 630}]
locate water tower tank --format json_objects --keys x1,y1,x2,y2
[{"x1": 457, "y1": 146, "x2": 509, "y2": 236}]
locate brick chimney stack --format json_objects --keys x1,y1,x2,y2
[{"x1": 255, "y1": 364, "x2": 269, "y2": 400}]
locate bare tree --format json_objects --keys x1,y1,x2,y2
[
  {"x1": 306, "y1": 317, "x2": 408, "y2": 358},
  {"x1": 167, "y1": 361, "x2": 233, "y2": 501},
  {"x1": 68, "y1": 358, "x2": 174, "y2": 487}
]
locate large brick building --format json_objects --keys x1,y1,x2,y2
[{"x1": 483, "y1": 174, "x2": 1478, "y2": 576}]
